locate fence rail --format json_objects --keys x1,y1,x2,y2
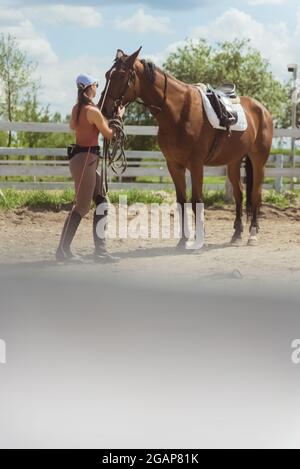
[
  {"x1": 1, "y1": 121, "x2": 300, "y2": 138},
  {"x1": 1, "y1": 121, "x2": 300, "y2": 193}
]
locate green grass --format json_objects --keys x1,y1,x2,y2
[
  {"x1": 0, "y1": 188, "x2": 74, "y2": 211},
  {"x1": 0, "y1": 188, "x2": 299, "y2": 211},
  {"x1": 262, "y1": 190, "x2": 298, "y2": 208},
  {"x1": 270, "y1": 148, "x2": 300, "y2": 156},
  {"x1": 109, "y1": 189, "x2": 168, "y2": 205},
  {"x1": 201, "y1": 190, "x2": 226, "y2": 207}
]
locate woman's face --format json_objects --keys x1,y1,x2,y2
[{"x1": 86, "y1": 83, "x2": 98, "y2": 99}]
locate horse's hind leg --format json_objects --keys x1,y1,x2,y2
[
  {"x1": 247, "y1": 152, "x2": 268, "y2": 246},
  {"x1": 227, "y1": 159, "x2": 244, "y2": 245},
  {"x1": 187, "y1": 159, "x2": 205, "y2": 249}
]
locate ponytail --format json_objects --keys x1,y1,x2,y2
[{"x1": 76, "y1": 84, "x2": 94, "y2": 124}]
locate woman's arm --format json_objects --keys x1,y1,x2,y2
[
  {"x1": 69, "y1": 107, "x2": 77, "y2": 130},
  {"x1": 86, "y1": 107, "x2": 114, "y2": 140}
]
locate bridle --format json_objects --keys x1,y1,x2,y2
[
  {"x1": 98, "y1": 62, "x2": 136, "y2": 114},
  {"x1": 99, "y1": 59, "x2": 168, "y2": 116}
]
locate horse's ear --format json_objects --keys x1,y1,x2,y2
[
  {"x1": 125, "y1": 46, "x2": 142, "y2": 69},
  {"x1": 115, "y1": 49, "x2": 125, "y2": 61}
]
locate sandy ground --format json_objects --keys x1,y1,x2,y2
[
  {"x1": 1, "y1": 204, "x2": 300, "y2": 450},
  {"x1": 1, "y1": 203, "x2": 300, "y2": 286}
]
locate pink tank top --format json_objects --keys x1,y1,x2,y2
[{"x1": 72, "y1": 104, "x2": 100, "y2": 146}]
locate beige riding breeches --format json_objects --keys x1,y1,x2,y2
[{"x1": 69, "y1": 151, "x2": 102, "y2": 217}]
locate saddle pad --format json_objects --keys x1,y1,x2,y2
[{"x1": 197, "y1": 87, "x2": 248, "y2": 132}]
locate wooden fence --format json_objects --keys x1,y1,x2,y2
[{"x1": 1, "y1": 121, "x2": 300, "y2": 193}]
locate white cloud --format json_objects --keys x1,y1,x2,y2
[
  {"x1": 145, "y1": 40, "x2": 195, "y2": 66},
  {"x1": 0, "y1": 3, "x2": 105, "y2": 115},
  {"x1": 0, "y1": 9, "x2": 24, "y2": 25},
  {"x1": 23, "y1": 5, "x2": 102, "y2": 28},
  {"x1": 0, "y1": 4, "x2": 102, "y2": 29},
  {"x1": 115, "y1": 8, "x2": 171, "y2": 35},
  {"x1": 34, "y1": 55, "x2": 109, "y2": 116},
  {"x1": 0, "y1": 17, "x2": 58, "y2": 65},
  {"x1": 191, "y1": 8, "x2": 298, "y2": 79},
  {"x1": 248, "y1": 0, "x2": 287, "y2": 4}
]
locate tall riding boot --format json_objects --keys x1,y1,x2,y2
[
  {"x1": 93, "y1": 195, "x2": 119, "y2": 261},
  {"x1": 56, "y1": 209, "x2": 82, "y2": 261}
]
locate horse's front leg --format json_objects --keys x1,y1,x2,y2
[
  {"x1": 166, "y1": 160, "x2": 190, "y2": 248},
  {"x1": 186, "y1": 160, "x2": 205, "y2": 250}
]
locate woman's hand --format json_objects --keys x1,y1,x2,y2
[{"x1": 117, "y1": 106, "x2": 125, "y2": 119}]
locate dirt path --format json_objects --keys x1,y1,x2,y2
[{"x1": 1, "y1": 204, "x2": 300, "y2": 285}]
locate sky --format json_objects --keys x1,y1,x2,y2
[{"x1": 0, "y1": 0, "x2": 300, "y2": 116}]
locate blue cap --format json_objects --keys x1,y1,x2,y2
[{"x1": 76, "y1": 73, "x2": 99, "y2": 90}]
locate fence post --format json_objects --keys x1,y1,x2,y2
[
  {"x1": 275, "y1": 154, "x2": 283, "y2": 193},
  {"x1": 225, "y1": 169, "x2": 233, "y2": 203}
]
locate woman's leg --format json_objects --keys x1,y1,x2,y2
[
  {"x1": 56, "y1": 151, "x2": 98, "y2": 260},
  {"x1": 92, "y1": 165, "x2": 119, "y2": 261},
  {"x1": 92, "y1": 169, "x2": 108, "y2": 253},
  {"x1": 71, "y1": 151, "x2": 98, "y2": 217}
]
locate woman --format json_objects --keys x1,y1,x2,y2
[{"x1": 56, "y1": 73, "x2": 124, "y2": 262}]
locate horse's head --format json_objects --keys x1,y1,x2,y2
[{"x1": 99, "y1": 47, "x2": 142, "y2": 118}]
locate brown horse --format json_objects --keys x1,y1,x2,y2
[{"x1": 99, "y1": 48, "x2": 273, "y2": 248}]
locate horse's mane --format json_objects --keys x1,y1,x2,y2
[
  {"x1": 140, "y1": 59, "x2": 186, "y2": 88},
  {"x1": 140, "y1": 59, "x2": 156, "y2": 84}
]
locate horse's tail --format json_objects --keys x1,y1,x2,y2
[{"x1": 244, "y1": 155, "x2": 253, "y2": 220}]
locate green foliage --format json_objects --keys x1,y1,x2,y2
[
  {"x1": 0, "y1": 33, "x2": 39, "y2": 146},
  {"x1": 0, "y1": 33, "x2": 73, "y2": 150},
  {"x1": 124, "y1": 101, "x2": 158, "y2": 151},
  {"x1": 263, "y1": 190, "x2": 298, "y2": 207},
  {"x1": 164, "y1": 38, "x2": 288, "y2": 122},
  {"x1": 0, "y1": 131, "x2": 7, "y2": 146}
]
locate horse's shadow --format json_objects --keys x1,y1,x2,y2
[
  {"x1": 110, "y1": 241, "x2": 233, "y2": 260},
  {"x1": 0, "y1": 241, "x2": 234, "y2": 270}
]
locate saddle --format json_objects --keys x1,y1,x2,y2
[{"x1": 205, "y1": 83, "x2": 238, "y2": 133}]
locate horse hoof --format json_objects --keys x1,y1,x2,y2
[
  {"x1": 185, "y1": 239, "x2": 205, "y2": 250},
  {"x1": 176, "y1": 239, "x2": 188, "y2": 249},
  {"x1": 231, "y1": 236, "x2": 243, "y2": 246},
  {"x1": 248, "y1": 227, "x2": 258, "y2": 246},
  {"x1": 247, "y1": 236, "x2": 258, "y2": 246}
]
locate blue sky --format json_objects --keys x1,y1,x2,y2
[{"x1": 0, "y1": 0, "x2": 299, "y2": 116}]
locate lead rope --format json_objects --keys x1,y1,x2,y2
[{"x1": 101, "y1": 116, "x2": 127, "y2": 197}]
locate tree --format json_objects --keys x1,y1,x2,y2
[
  {"x1": 0, "y1": 34, "x2": 73, "y2": 151},
  {"x1": 163, "y1": 38, "x2": 288, "y2": 124},
  {"x1": 124, "y1": 101, "x2": 159, "y2": 151},
  {"x1": 16, "y1": 87, "x2": 74, "y2": 149},
  {"x1": 0, "y1": 33, "x2": 38, "y2": 146}
]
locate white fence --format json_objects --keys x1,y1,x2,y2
[{"x1": 1, "y1": 121, "x2": 300, "y2": 193}]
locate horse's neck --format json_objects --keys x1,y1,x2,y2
[{"x1": 136, "y1": 65, "x2": 188, "y2": 125}]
